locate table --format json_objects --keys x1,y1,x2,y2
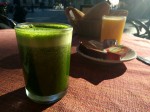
[{"x1": 0, "y1": 29, "x2": 150, "y2": 112}]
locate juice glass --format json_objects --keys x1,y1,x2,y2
[
  {"x1": 15, "y1": 23, "x2": 73, "y2": 104},
  {"x1": 101, "y1": 15, "x2": 126, "y2": 45}
]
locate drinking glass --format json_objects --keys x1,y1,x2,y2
[
  {"x1": 101, "y1": 15, "x2": 126, "y2": 45},
  {"x1": 15, "y1": 23, "x2": 73, "y2": 104}
]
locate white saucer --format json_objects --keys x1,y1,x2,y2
[{"x1": 76, "y1": 45, "x2": 137, "y2": 64}]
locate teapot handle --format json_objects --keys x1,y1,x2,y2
[
  {"x1": 65, "y1": 7, "x2": 85, "y2": 22},
  {"x1": 65, "y1": 7, "x2": 76, "y2": 22}
]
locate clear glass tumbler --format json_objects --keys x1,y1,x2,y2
[
  {"x1": 15, "y1": 23, "x2": 73, "y2": 104},
  {"x1": 101, "y1": 15, "x2": 126, "y2": 45}
]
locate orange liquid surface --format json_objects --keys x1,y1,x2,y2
[{"x1": 101, "y1": 16, "x2": 126, "y2": 45}]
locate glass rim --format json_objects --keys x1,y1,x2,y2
[
  {"x1": 102, "y1": 15, "x2": 127, "y2": 19},
  {"x1": 15, "y1": 22, "x2": 73, "y2": 31}
]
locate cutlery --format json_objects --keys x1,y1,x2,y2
[{"x1": 137, "y1": 56, "x2": 150, "y2": 65}]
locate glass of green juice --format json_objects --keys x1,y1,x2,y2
[{"x1": 15, "y1": 23, "x2": 73, "y2": 104}]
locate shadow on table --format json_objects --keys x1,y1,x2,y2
[
  {"x1": 70, "y1": 53, "x2": 127, "y2": 85},
  {"x1": 0, "y1": 88, "x2": 55, "y2": 112},
  {"x1": 0, "y1": 53, "x2": 21, "y2": 69}
]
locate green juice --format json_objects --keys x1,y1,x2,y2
[{"x1": 15, "y1": 23, "x2": 73, "y2": 103}]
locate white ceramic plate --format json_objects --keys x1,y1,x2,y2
[{"x1": 77, "y1": 45, "x2": 137, "y2": 64}]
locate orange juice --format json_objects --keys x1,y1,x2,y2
[{"x1": 101, "y1": 16, "x2": 126, "y2": 45}]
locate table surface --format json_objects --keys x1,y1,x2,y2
[{"x1": 0, "y1": 29, "x2": 150, "y2": 112}]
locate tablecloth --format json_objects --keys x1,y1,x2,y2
[{"x1": 0, "y1": 29, "x2": 150, "y2": 112}]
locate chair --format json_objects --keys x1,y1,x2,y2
[
  {"x1": 0, "y1": 14, "x2": 16, "y2": 29},
  {"x1": 127, "y1": 18, "x2": 150, "y2": 39}
]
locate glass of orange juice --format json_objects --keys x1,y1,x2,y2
[{"x1": 101, "y1": 15, "x2": 126, "y2": 45}]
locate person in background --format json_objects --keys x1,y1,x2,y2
[
  {"x1": 0, "y1": 2, "x2": 16, "y2": 29},
  {"x1": 40, "y1": 2, "x2": 45, "y2": 11},
  {"x1": 31, "y1": 2, "x2": 34, "y2": 13},
  {"x1": 13, "y1": 2, "x2": 27, "y2": 23},
  {"x1": 61, "y1": 0, "x2": 67, "y2": 9}
]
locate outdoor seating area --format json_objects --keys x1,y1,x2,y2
[
  {"x1": 0, "y1": 1, "x2": 150, "y2": 112},
  {"x1": 127, "y1": 18, "x2": 150, "y2": 39},
  {"x1": 117, "y1": 0, "x2": 150, "y2": 39},
  {"x1": 0, "y1": 0, "x2": 150, "y2": 39}
]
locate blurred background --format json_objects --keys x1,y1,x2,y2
[
  {"x1": 0, "y1": 0, "x2": 150, "y2": 39},
  {"x1": 0, "y1": 0, "x2": 148, "y2": 18}
]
